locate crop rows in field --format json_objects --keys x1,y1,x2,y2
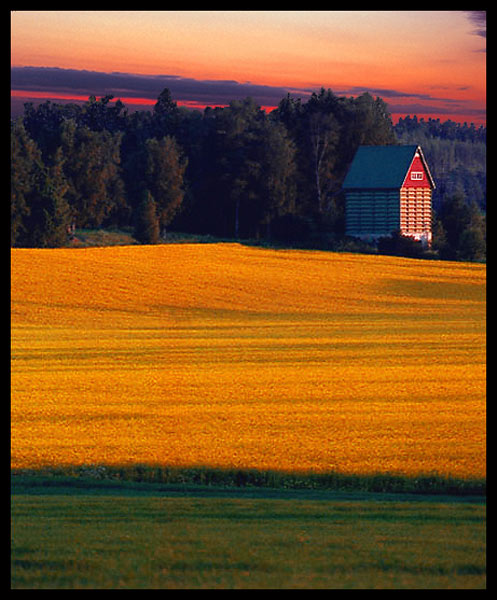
[{"x1": 11, "y1": 244, "x2": 486, "y2": 479}]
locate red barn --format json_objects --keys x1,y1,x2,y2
[{"x1": 343, "y1": 145, "x2": 435, "y2": 246}]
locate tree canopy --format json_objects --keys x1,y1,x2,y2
[{"x1": 11, "y1": 88, "x2": 485, "y2": 261}]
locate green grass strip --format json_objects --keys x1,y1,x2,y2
[{"x1": 11, "y1": 465, "x2": 486, "y2": 498}]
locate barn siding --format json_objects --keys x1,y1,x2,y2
[
  {"x1": 345, "y1": 189, "x2": 400, "y2": 237},
  {"x1": 400, "y1": 186, "x2": 432, "y2": 244}
]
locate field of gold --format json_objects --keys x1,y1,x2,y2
[{"x1": 11, "y1": 244, "x2": 486, "y2": 478}]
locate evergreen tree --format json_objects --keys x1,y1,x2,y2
[
  {"x1": 153, "y1": 88, "x2": 180, "y2": 138},
  {"x1": 80, "y1": 94, "x2": 128, "y2": 132}
]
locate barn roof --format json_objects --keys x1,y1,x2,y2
[{"x1": 342, "y1": 145, "x2": 434, "y2": 189}]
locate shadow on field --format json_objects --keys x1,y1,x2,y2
[{"x1": 11, "y1": 465, "x2": 486, "y2": 504}]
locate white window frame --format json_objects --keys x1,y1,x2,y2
[{"x1": 411, "y1": 171, "x2": 424, "y2": 180}]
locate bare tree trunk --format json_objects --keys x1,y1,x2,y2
[{"x1": 310, "y1": 120, "x2": 329, "y2": 214}]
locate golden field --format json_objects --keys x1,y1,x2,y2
[{"x1": 11, "y1": 244, "x2": 486, "y2": 478}]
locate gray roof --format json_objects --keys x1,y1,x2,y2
[{"x1": 342, "y1": 145, "x2": 434, "y2": 189}]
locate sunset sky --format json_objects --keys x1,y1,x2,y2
[{"x1": 11, "y1": 10, "x2": 486, "y2": 125}]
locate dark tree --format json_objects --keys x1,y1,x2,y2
[
  {"x1": 145, "y1": 135, "x2": 188, "y2": 238},
  {"x1": 11, "y1": 119, "x2": 42, "y2": 246},
  {"x1": 273, "y1": 88, "x2": 396, "y2": 229},
  {"x1": 22, "y1": 100, "x2": 66, "y2": 161},
  {"x1": 133, "y1": 190, "x2": 160, "y2": 245},
  {"x1": 25, "y1": 147, "x2": 71, "y2": 248},
  {"x1": 60, "y1": 122, "x2": 126, "y2": 228},
  {"x1": 437, "y1": 194, "x2": 486, "y2": 261},
  {"x1": 79, "y1": 95, "x2": 128, "y2": 132},
  {"x1": 153, "y1": 88, "x2": 180, "y2": 138}
]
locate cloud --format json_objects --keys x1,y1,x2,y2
[
  {"x1": 11, "y1": 66, "x2": 485, "y2": 124},
  {"x1": 11, "y1": 66, "x2": 472, "y2": 107},
  {"x1": 386, "y1": 103, "x2": 486, "y2": 117},
  {"x1": 10, "y1": 66, "x2": 308, "y2": 108},
  {"x1": 340, "y1": 86, "x2": 430, "y2": 99},
  {"x1": 464, "y1": 10, "x2": 486, "y2": 38},
  {"x1": 338, "y1": 85, "x2": 465, "y2": 104}
]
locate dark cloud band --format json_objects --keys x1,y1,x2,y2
[
  {"x1": 11, "y1": 66, "x2": 303, "y2": 107},
  {"x1": 464, "y1": 10, "x2": 486, "y2": 39},
  {"x1": 11, "y1": 66, "x2": 485, "y2": 123}
]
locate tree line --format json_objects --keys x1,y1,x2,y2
[{"x1": 11, "y1": 88, "x2": 485, "y2": 261}]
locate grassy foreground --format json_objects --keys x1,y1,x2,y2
[{"x1": 11, "y1": 483, "x2": 485, "y2": 589}]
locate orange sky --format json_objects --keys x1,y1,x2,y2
[{"x1": 11, "y1": 11, "x2": 486, "y2": 124}]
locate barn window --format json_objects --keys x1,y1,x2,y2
[{"x1": 411, "y1": 172, "x2": 424, "y2": 180}]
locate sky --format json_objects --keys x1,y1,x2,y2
[{"x1": 11, "y1": 10, "x2": 486, "y2": 125}]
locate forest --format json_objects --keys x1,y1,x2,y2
[{"x1": 11, "y1": 88, "x2": 486, "y2": 261}]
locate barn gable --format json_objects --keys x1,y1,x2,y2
[{"x1": 402, "y1": 146, "x2": 435, "y2": 189}]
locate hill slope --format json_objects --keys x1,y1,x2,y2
[{"x1": 11, "y1": 244, "x2": 486, "y2": 478}]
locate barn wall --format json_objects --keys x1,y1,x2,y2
[
  {"x1": 400, "y1": 186, "x2": 432, "y2": 244},
  {"x1": 345, "y1": 189, "x2": 400, "y2": 237}
]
